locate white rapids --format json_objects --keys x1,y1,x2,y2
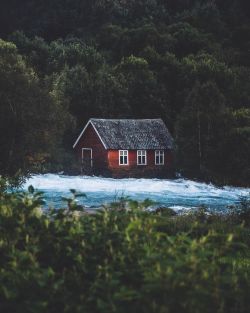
[{"x1": 23, "y1": 174, "x2": 250, "y2": 211}]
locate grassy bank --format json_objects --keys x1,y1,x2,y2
[{"x1": 0, "y1": 187, "x2": 250, "y2": 313}]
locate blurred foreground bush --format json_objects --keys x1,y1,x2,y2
[{"x1": 0, "y1": 187, "x2": 250, "y2": 313}]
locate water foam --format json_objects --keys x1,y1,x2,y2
[{"x1": 23, "y1": 174, "x2": 250, "y2": 210}]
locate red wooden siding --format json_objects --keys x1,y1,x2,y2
[{"x1": 75, "y1": 124, "x2": 108, "y2": 171}]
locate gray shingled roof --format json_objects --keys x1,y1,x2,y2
[{"x1": 90, "y1": 119, "x2": 174, "y2": 150}]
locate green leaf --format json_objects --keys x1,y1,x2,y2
[{"x1": 28, "y1": 185, "x2": 35, "y2": 194}]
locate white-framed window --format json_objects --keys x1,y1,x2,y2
[
  {"x1": 155, "y1": 150, "x2": 164, "y2": 165},
  {"x1": 137, "y1": 150, "x2": 147, "y2": 165},
  {"x1": 119, "y1": 150, "x2": 128, "y2": 165}
]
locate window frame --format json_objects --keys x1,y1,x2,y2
[
  {"x1": 155, "y1": 150, "x2": 164, "y2": 165},
  {"x1": 119, "y1": 150, "x2": 129, "y2": 165},
  {"x1": 137, "y1": 150, "x2": 147, "y2": 165}
]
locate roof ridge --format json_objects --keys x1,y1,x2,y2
[{"x1": 90, "y1": 118, "x2": 163, "y2": 121}]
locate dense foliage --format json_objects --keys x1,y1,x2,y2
[
  {"x1": 0, "y1": 0, "x2": 249, "y2": 185},
  {"x1": 0, "y1": 185, "x2": 250, "y2": 312}
]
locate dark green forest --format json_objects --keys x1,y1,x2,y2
[{"x1": 0, "y1": 0, "x2": 250, "y2": 185}]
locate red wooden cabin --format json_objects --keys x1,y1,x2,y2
[{"x1": 73, "y1": 119, "x2": 174, "y2": 178}]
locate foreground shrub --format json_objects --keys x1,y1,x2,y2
[
  {"x1": 0, "y1": 188, "x2": 250, "y2": 313},
  {"x1": 229, "y1": 195, "x2": 250, "y2": 226}
]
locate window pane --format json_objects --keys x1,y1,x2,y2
[
  {"x1": 120, "y1": 150, "x2": 128, "y2": 165},
  {"x1": 138, "y1": 150, "x2": 146, "y2": 165},
  {"x1": 155, "y1": 150, "x2": 164, "y2": 165},
  {"x1": 156, "y1": 156, "x2": 159, "y2": 164}
]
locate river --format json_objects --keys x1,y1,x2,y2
[{"x1": 23, "y1": 174, "x2": 250, "y2": 212}]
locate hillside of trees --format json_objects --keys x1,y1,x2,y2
[{"x1": 0, "y1": 0, "x2": 249, "y2": 185}]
